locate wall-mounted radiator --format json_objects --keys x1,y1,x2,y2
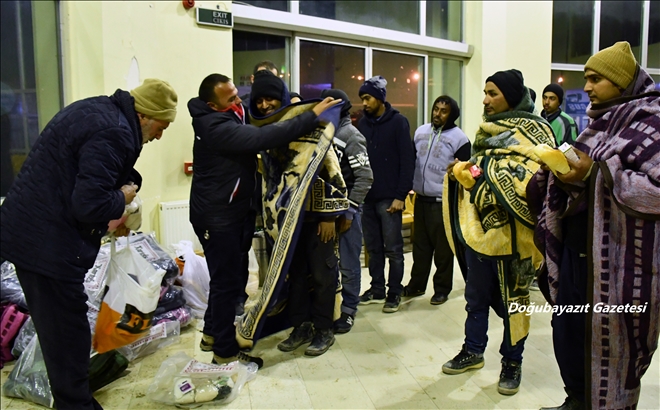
[{"x1": 158, "y1": 200, "x2": 203, "y2": 252}]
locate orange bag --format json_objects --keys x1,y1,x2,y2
[{"x1": 92, "y1": 236, "x2": 166, "y2": 353}]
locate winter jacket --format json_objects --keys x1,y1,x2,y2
[
  {"x1": 412, "y1": 97, "x2": 471, "y2": 200},
  {"x1": 0, "y1": 90, "x2": 143, "y2": 281},
  {"x1": 333, "y1": 116, "x2": 373, "y2": 213},
  {"x1": 188, "y1": 97, "x2": 319, "y2": 230},
  {"x1": 357, "y1": 102, "x2": 414, "y2": 202}
]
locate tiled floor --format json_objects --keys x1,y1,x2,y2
[{"x1": 2, "y1": 253, "x2": 659, "y2": 409}]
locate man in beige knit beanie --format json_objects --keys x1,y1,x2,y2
[
  {"x1": 130, "y1": 78, "x2": 178, "y2": 144},
  {"x1": 583, "y1": 41, "x2": 638, "y2": 104}
]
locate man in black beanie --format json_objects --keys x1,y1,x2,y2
[
  {"x1": 541, "y1": 83, "x2": 578, "y2": 146},
  {"x1": 442, "y1": 69, "x2": 556, "y2": 396},
  {"x1": 249, "y1": 70, "x2": 288, "y2": 117}
]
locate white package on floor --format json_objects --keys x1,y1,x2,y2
[{"x1": 172, "y1": 240, "x2": 210, "y2": 318}]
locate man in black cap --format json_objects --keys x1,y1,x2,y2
[
  {"x1": 442, "y1": 69, "x2": 555, "y2": 396},
  {"x1": 320, "y1": 88, "x2": 373, "y2": 334},
  {"x1": 356, "y1": 76, "x2": 415, "y2": 314},
  {"x1": 541, "y1": 83, "x2": 578, "y2": 146}
]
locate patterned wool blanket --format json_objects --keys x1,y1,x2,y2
[
  {"x1": 528, "y1": 68, "x2": 660, "y2": 409},
  {"x1": 444, "y1": 110, "x2": 555, "y2": 346},
  {"x1": 236, "y1": 101, "x2": 348, "y2": 349}
]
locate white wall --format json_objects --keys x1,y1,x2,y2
[
  {"x1": 59, "y1": 0, "x2": 233, "y2": 239},
  {"x1": 463, "y1": 1, "x2": 553, "y2": 139}
]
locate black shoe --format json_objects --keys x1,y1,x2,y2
[
  {"x1": 277, "y1": 322, "x2": 313, "y2": 352},
  {"x1": 304, "y1": 329, "x2": 335, "y2": 356},
  {"x1": 442, "y1": 345, "x2": 485, "y2": 374},
  {"x1": 498, "y1": 358, "x2": 522, "y2": 395},
  {"x1": 212, "y1": 351, "x2": 264, "y2": 369},
  {"x1": 199, "y1": 333, "x2": 214, "y2": 352},
  {"x1": 358, "y1": 289, "x2": 386, "y2": 305},
  {"x1": 402, "y1": 285, "x2": 425, "y2": 298},
  {"x1": 540, "y1": 396, "x2": 585, "y2": 410},
  {"x1": 430, "y1": 293, "x2": 448, "y2": 305},
  {"x1": 334, "y1": 312, "x2": 355, "y2": 334},
  {"x1": 382, "y1": 294, "x2": 401, "y2": 313}
]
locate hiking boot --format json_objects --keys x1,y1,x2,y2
[
  {"x1": 498, "y1": 358, "x2": 522, "y2": 395},
  {"x1": 442, "y1": 345, "x2": 485, "y2": 374},
  {"x1": 213, "y1": 351, "x2": 264, "y2": 369},
  {"x1": 540, "y1": 396, "x2": 585, "y2": 410},
  {"x1": 304, "y1": 329, "x2": 335, "y2": 356},
  {"x1": 430, "y1": 293, "x2": 448, "y2": 305},
  {"x1": 530, "y1": 279, "x2": 540, "y2": 291},
  {"x1": 199, "y1": 333, "x2": 214, "y2": 352},
  {"x1": 402, "y1": 285, "x2": 425, "y2": 298},
  {"x1": 277, "y1": 322, "x2": 313, "y2": 352},
  {"x1": 358, "y1": 289, "x2": 386, "y2": 305},
  {"x1": 382, "y1": 294, "x2": 401, "y2": 313},
  {"x1": 334, "y1": 312, "x2": 355, "y2": 334}
]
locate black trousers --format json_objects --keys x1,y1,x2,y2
[
  {"x1": 552, "y1": 246, "x2": 588, "y2": 403},
  {"x1": 194, "y1": 213, "x2": 255, "y2": 358},
  {"x1": 408, "y1": 199, "x2": 454, "y2": 295},
  {"x1": 15, "y1": 268, "x2": 102, "y2": 410},
  {"x1": 287, "y1": 221, "x2": 338, "y2": 330}
]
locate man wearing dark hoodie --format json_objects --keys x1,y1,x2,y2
[
  {"x1": 187, "y1": 73, "x2": 339, "y2": 368},
  {"x1": 403, "y1": 95, "x2": 470, "y2": 306},
  {"x1": 356, "y1": 76, "x2": 415, "y2": 313}
]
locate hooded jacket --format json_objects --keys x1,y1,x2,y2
[
  {"x1": 188, "y1": 97, "x2": 319, "y2": 230},
  {"x1": 357, "y1": 102, "x2": 414, "y2": 202},
  {"x1": 412, "y1": 96, "x2": 471, "y2": 200},
  {"x1": 1, "y1": 90, "x2": 142, "y2": 281}
]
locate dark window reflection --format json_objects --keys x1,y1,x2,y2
[
  {"x1": 646, "y1": 1, "x2": 660, "y2": 68},
  {"x1": 235, "y1": 1, "x2": 288, "y2": 12},
  {"x1": 301, "y1": 1, "x2": 419, "y2": 35},
  {"x1": 599, "y1": 1, "x2": 643, "y2": 60},
  {"x1": 552, "y1": 1, "x2": 594, "y2": 64}
]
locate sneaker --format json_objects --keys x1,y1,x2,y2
[
  {"x1": 382, "y1": 294, "x2": 401, "y2": 313},
  {"x1": 334, "y1": 312, "x2": 355, "y2": 334},
  {"x1": 442, "y1": 345, "x2": 485, "y2": 374},
  {"x1": 540, "y1": 396, "x2": 585, "y2": 410},
  {"x1": 213, "y1": 351, "x2": 264, "y2": 369},
  {"x1": 304, "y1": 329, "x2": 335, "y2": 356},
  {"x1": 498, "y1": 358, "x2": 522, "y2": 395},
  {"x1": 277, "y1": 322, "x2": 313, "y2": 352},
  {"x1": 199, "y1": 333, "x2": 214, "y2": 352},
  {"x1": 530, "y1": 279, "x2": 540, "y2": 291},
  {"x1": 402, "y1": 285, "x2": 425, "y2": 298},
  {"x1": 358, "y1": 289, "x2": 386, "y2": 305},
  {"x1": 430, "y1": 293, "x2": 448, "y2": 305}
]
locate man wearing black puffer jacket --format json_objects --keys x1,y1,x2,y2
[
  {"x1": 0, "y1": 78, "x2": 178, "y2": 410},
  {"x1": 356, "y1": 76, "x2": 415, "y2": 314},
  {"x1": 188, "y1": 73, "x2": 340, "y2": 368}
]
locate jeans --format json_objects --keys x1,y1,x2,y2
[
  {"x1": 408, "y1": 199, "x2": 454, "y2": 296},
  {"x1": 287, "y1": 221, "x2": 339, "y2": 330},
  {"x1": 194, "y1": 213, "x2": 255, "y2": 358},
  {"x1": 463, "y1": 248, "x2": 526, "y2": 362},
  {"x1": 339, "y1": 209, "x2": 363, "y2": 315},
  {"x1": 362, "y1": 199, "x2": 404, "y2": 297},
  {"x1": 552, "y1": 246, "x2": 587, "y2": 403},
  {"x1": 16, "y1": 268, "x2": 103, "y2": 410}
]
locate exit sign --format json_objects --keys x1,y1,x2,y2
[{"x1": 196, "y1": 8, "x2": 233, "y2": 28}]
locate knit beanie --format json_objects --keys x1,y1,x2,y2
[
  {"x1": 130, "y1": 79, "x2": 177, "y2": 122},
  {"x1": 542, "y1": 83, "x2": 565, "y2": 105},
  {"x1": 485, "y1": 69, "x2": 525, "y2": 108},
  {"x1": 359, "y1": 76, "x2": 387, "y2": 102},
  {"x1": 584, "y1": 41, "x2": 637, "y2": 89},
  {"x1": 321, "y1": 88, "x2": 352, "y2": 117},
  {"x1": 251, "y1": 70, "x2": 284, "y2": 102}
]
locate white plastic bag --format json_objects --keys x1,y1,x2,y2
[
  {"x1": 3, "y1": 336, "x2": 54, "y2": 408},
  {"x1": 146, "y1": 352, "x2": 257, "y2": 407},
  {"x1": 107, "y1": 195, "x2": 142, "y2": 232},
  {"x1": 116, "y1": 320, "x2": 181, "y2": 362},
  {"x1": 92, "y1": 236, "x2": 166, "y2": 353},
  {"x1": 172, "y1": 240, "x2": 210, "y2": 318}
]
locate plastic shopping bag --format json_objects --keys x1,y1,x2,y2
[
  {"x1": 172, "y1": 240, "x2": 210, "y2": 318},
  {"x1": 92, "y1": 236, "x2": 166, "y2": 354}
]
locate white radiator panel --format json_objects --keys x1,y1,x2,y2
[{"x1": 158, "y1": 200, "x2": 203, "y2": 253}]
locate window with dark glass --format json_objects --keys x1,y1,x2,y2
[
  {"x1": 300, "y1": 1, "x2": 420, "y2": 35},
  {"x1": 234, "y1": 0, "x2": 288, "y2": 12},
  {"x1": 647, "y1": 0, "x2": 660, "y2": 68},
  {"x1": 426, "y1": 1, "x2": 462, "y2": 42},
  {"x1": 552, "y1": 1, "x2": 594, "y2": 64},
  {"x1": 599, "y1": 0, "x2": 643, "y2": 60},
  {"x1": 428, "y1": 58, "x2": 461, "y2": 127}
]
